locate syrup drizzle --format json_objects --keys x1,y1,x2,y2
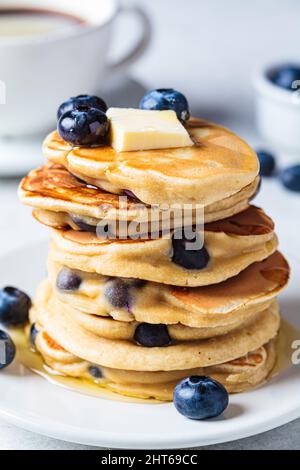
[
  {"x1": 11, "y1": 328, "x2": 158, "y2": 404},
  {"x1": 10, "y1": 319, "x2": 300, "y2": 403}
]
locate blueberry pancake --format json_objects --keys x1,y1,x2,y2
[
  {"x1": 19, "y1": 164, "x2": 260, "y2": 230},
  {"x1": 30, "y1": 281, "x2": 279, "y2": 400},
  {"x1": 49, "y1": 206, "x2": 278, "y2": 287},
  {"x1": 34, "y1": 328, "x2": 277, "y2": 400},
  {"x1": 31, "y1": 280, "x2": 280, "y2": 371},
  {"x1": 43, "y1": 118, "x2": 259, "y2": 207},
  {"x1": 48, "y1": 251, "x2": 289, "y2": 331}
]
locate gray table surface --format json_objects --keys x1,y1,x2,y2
[{"x1": 0, "y1": 0, "x2": 300, "y2": 450}]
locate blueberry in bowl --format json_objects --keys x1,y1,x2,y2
[
  {"x1": 256, "y1": 150, "x2": 276, "y2": 177},
  {"x1": 173, "y1": 376, "x2": 229, "y2": 420},
  {"x1": 0, "y1": 330, "x2": 16, "y2": 370},
  {"x1": 58, "y1": 106, "x2": 109, "y2": 146},
  {"x1": 57, "y1": 95, "x2": 108, "y2": 120},
  {"x1": 280, "y1": 164, "x2": 300, "y2": 192},
  {"x1": 269, "y1": 64, "x2": 300, "y2": 91},
  {"x1": 0, "y1": 287, "x2": 31, "y2": 327},
  {"x1": 140, "y1": 88, "x2": 190, "y2": 122}
]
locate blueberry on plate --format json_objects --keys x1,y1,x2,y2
[
  {"x1": 270, "y1": 64, "x2": 300, "y2": 91},
  {"x1": 56, "y1": 268, "x2": 82, "y2": 291},
  {"x1": 0, "y1": 330, "x2": 16, "y2": 370},
  {"x1": 134, "y1": 323, "x2": 172, "y2": 347},
  {"x1": 173, "y1": 376, "x2": 229, "y2": 420},
  {"x1": 0, "y1": 287, "x2": 31, "y2": 327},
  {"x1": 280, "y1": 164, "x2": 300, "y2": 192},
  {"x1": 140, "y1": 88, "x2": 190, "y2": 122},
  {"x1": 256, "y1": 150, "x2": 276, "y2": 177},
  {"x1": 57, "y1": 95, "x2": 108, "y2": 120},
  {"x1": 58, "y1": 106, "x2": 109, "y2": 146},
  {"x1": 104, "y1": 279, "x2": 131, "y2": 309},
  {"x1": 172, "y1": 230, "x2": 210, "y2": 270}
]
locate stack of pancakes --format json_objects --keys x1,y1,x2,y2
[{"x1": 19, "y1": 118, "x2": 289, "y2": 401}]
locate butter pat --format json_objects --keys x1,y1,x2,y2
[{"x1": 107, "y1": 108, "x2": 193, "y2": 152}]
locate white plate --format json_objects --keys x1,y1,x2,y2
[{"x1": 0, "y1": 241, "x2": 299, "y2": 449}]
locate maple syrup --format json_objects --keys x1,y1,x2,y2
[
  {"x1": 10, "y1": 327, "x2": 158, "y2": 404},
  {"x1": 9, "y1": 319, "x2": 300, "y2": 403}
]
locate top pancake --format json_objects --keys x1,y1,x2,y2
[{"x1": 43, "y1": 118, "x2": 259, "y2": 206}]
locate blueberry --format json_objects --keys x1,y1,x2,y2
[
  {"x1": 256, "y1": 150, "x2": 276, "y2": 177},
  {"x1": 58, "y1": 106, "x2": 109, "y2": 146},
  {"x1": 270, "y1": 65, "x2": 300, "y2": 91},
  {"x1": 0, "y1": 287, "x2": 31, "y2": 327},
  {"x1": 104, "y1": 279, "x2": 131, "y2": 309},
  {"x1": 88, "y1": 365, "x2": 102, "y2": 379},
  {"x1": 57, "y1": 95, "x2": 108, "y2": 120},
  {"x1": 140, "y1": 88, "x2": 190, "y2": 122},
  {"x1": 134, "y1": 323, "x2": 172, "y2": 347},
  {"x1": 29, "y1": 323, "x2": 39, "y2": 346},
  {"x1": 0, "y1": 330, "x2": 16, "y2": 370},
  {"x1": 173, "y1": 376, "x2": 229, "y2": 420},
  {"x1": 280, "y1": 165, "x2": 300, "y2": 192},
  {"x1": 69, "y1": 214, "x2": 97, "y2": 233},
  {"x1": 56, "y1": 268, "x2": 82, "y2": 291},
  {"x1": 172, "y1": 230, "x2": 210, "y2": 270}
]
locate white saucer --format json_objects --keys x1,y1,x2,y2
[
  {"x1": 0, "y1": 241, "x2": 299, "y2": 449},
  {"x1": 0, "y1": 77, "x2": 146, "y2": 177}
]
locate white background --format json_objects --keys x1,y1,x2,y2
[{"x1": 0, "y1": 0, "x2": 300, "y2": 449}]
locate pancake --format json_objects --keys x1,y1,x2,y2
[
  {"x1": 31, "y1": 280, "x2": 280, "y2": 371},
  {"x1": 51, "y1": 293, "x2": 278, "y2": 342},
  {"x1": 49, "y1": 206, "x2": 278, "y2": 286},
  {"x1": 43, "y1": 118, "x2": 259, "y2": 207},
  {"x1": 19, "y1": 164, "x2": 260, "y2": 229},
  {"x1": 34, "y1": 326, "x2": 277, "y2": 400},
  {"x1": 48, "y1": 251, "x2": 289, "y2": 329}
]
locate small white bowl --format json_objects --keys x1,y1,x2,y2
[{"x1": 253, "y1": 63, "x2": 300, "y2": 151}]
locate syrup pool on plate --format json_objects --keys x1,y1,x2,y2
[
  {"x1": 9, "y1": 319, "x2": 300, "y2": 403},
  {"x1": 10, "y1": 327, "x2": 159, "y2": 405}
]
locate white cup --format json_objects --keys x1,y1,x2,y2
[{"x1": 0, "y1": 0, "x2": 151, "y2": 137}]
